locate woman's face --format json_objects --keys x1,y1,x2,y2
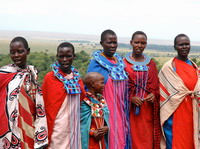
[
  {"x1": 130, "y1": 34, "x2": 147, "y2": 55},
  {"x1": 174, "y1": 36, "x2": 190, "y2": 59},
  {"x1": 101, "y1": 34, "x2": 118, "y2": 57},
  {"x1": 10, "y1": 41, "x2": 29, "y2": 69},
  {"x1": 57, "y1": 47, "x2": 75, "y2": 73}
]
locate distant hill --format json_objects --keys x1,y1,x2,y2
[
  {"x1": 1, "y1": 30, "x2": 200, "y2": 55},
  {"x1": 1, "y1": 30, "x2": 200, "y2": 45}
]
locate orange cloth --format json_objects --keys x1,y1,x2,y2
[
  {"x1": 42, "y1": 70, "x2": 85, "y2": 144},
  {"x1": 89, "y1": 118, "x2": 106, "y2": 149},
  {"x1": 172, "y1": 58, "x2": 197, "y2": 149}
]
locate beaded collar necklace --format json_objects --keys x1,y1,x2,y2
[
  {"x1": 51, "y1": 62, "x2": 81, "y2": 94},
  {"x1": 84, "y1": 92, "x2": 107, "y2": 117},
  {"x1": 125, "y1": 52, "x2": 150, "y2": 115},
  {"x1": 93, "y1": 50, "x2": 128, "y2": 81},
  {"x1": 125, "y1": 52, "x2": 151, "y2": 71}
]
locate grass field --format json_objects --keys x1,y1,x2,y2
[{"x1": 1, "y1": 38, "x2": 200, "y2": 66}]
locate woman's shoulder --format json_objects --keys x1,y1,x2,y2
[{"x1": 44, "y1": 71, "x2": 54, "y2": 79}]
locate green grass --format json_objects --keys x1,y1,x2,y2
[{"x1": 1, "y1": 38, "x2": 200, "y2": 65}]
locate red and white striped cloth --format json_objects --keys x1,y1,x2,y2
[
  {"x1": 0, "y1": 64, "x2": 48, "y2": 149},
  {"x1": 159, "y1": 58, "x2": 200, "y2": 149}
]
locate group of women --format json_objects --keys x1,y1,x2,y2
[{"x1": 0, "y1": 29, "x2": 199, "y2": 149}]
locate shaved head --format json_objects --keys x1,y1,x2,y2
[{"x1": 83, "y1": 72, "x2": 104, "y2": 89}]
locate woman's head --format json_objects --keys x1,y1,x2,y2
[
  {"x1": 130, "y1": 31, "x2": 147, "y2": 55},
  {"x1": 56, "y1": 42, "x2": 75, "y2": 73},
  {"x1": 174, "y1": 34, "x2": 190, "y2": 60},
  {"x1": 100, "y1": 29, "x2": 118, "y2": 57},
  {"x1": 9, "y1": 37, "x2": 30, "y2": 69}
]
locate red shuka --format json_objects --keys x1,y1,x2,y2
[
  {"x1": 42, "y1": 70, "x2": 85, "y2": 144},
  {"x1": 124, "y1": 58, "x2": 161, "y2": 149}
]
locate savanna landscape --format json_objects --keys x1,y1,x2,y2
[{"x1": 1, "y1": 30, "x2": 200, "y2": 84}]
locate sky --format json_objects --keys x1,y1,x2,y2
[{"x1": 1, "y1": 0, "x2": 200, "y2": 41}]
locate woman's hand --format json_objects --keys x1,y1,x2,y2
[
  {"x1": 144, "y1": 93, "x2": 155, "y2": 103},
  {"x1": 131, "y1": 96, "x2": 143, "y2": 106}
]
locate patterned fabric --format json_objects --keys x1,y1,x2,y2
[
  {"x1": 159, "y1": 58, "x2": 200, "y2": 149},
  {"x1": 51, "y1": 62, "x2": 81, "y2": 94},
  {"x1": 49, "y1": 94, "x2": 82, "y2": 149},
  {"x1": 42, "y1": 67, "x2": 85, "y2": 149},
  {"x1": 87, "y1": 51, "x2": 131, "y2": 149},
  {"x1": 83, "y1": 93, "x2": 107, "y2": 117},
  {"x1": 124, "y1": 55, "x2": 161, "y2": 149},
  {"x1": 0, "y1": 64, "x2": 48, "y2": 149},
  {"x1": 80, "y1": 93, "x2": 109, "y2": 149}
]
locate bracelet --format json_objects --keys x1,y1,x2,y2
[{"x1": 89, "y1": 128, "x2": 95, "y2": 136}]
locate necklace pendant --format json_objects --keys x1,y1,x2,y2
[{"x1": 133, "y1": 65, "x2": 149, "y2": 71}]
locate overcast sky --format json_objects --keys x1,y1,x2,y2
[{"x1": 1, "y1": 0, "x2": 200, "y2": 41}]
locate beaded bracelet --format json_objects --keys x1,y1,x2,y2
[{"x1": 89, "y1": 128, "x2": 95, "y2": 136}]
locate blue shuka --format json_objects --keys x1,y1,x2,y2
[{"x1": 80, "y1": 95, "x2": 109, "y2": 149}]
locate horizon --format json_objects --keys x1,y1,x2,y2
[
  {"x1": 1, "y1": 30, "x2": 200, "y2": 46},
  {"x1": 1, "y1": 0, "x2": 200, "y2": 42}
]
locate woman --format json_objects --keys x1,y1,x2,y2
[
  {"x1": 42, "y1": 42, "x2": 85, "y2": 149},
  {"x1": 0, "y1": 37, "x2": 48, "y2": 149},
  {"x1": 159, "y1": 34, "x2": 200, "y2": 149},
  {"x1": 87, "y1": 29, "x2": 130, "y2": 149},
  {"x1": 124, "y1": 31, "x2": 160, "y2": 149}
]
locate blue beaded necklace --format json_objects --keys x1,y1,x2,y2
[
  {"x1": 93, "y1": 50, "x2": 128, "y2": 81},
  {"x1": 125, "y1": 52, "x2": 150, "y2": 115},
  {"x1": 51, "y1": 62, "x2": 81, "y2": 94}
]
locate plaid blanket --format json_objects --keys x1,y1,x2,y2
[{"x1": 159, "y1": 58, "x2": 200, "y2": 149}]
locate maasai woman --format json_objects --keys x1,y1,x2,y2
[
  {"x1": 42, "y1": 42, "x2": 85, "y2": 149},
  {"x1": 159, "y1": 34, "x2": 200, "y2": 149},
  {"x1": 0, "y1": 37, "x2": 48, "y2": 149},
  {"x1": 87, "y1": 29, "x2": 130, "y2": 149},
  {"x1": 81, "y1": 72, "x2": 109, "y2": 149},
  {"x1": 124, "y1": 31, "x2": 160, "y2": 149}
]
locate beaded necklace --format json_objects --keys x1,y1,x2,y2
[
  {"x1": 125, "y1": 52, "x2": 150, "y2": 115},
  {"x1": 51, "y1": 62, "x2": 81, "y2": 94},
  {"x1": 83, "y1": 92, "x2": 107, "y2": 117},
  {"x1": 85, "y1": 92, "x2": 106, "y2": 149},
  {"x1": 93, "y1": 50, "x2": 128, "y2": 81}
]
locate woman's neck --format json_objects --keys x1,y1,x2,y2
[
  {"x1": 101, "y1": 52, "x2": 116, "y2": 61},
  {"x1": 131, "y1": 53, "x2": 144, "y2": 62},
  {"x1": 176, "y1": 56, "x2": 188, "y2": 62}
]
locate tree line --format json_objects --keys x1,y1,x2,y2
[
  {"x1": 0, "y1": 51, "x2": 199, "y2": 85},
  {"x1": 118, "y1": 43, "x2": 200, "y2": 53},
  {"x1": 0, "y1": 51, "x2": 90, "y2": 84}
]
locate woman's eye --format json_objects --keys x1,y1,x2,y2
[
  {"x1": 18, "y1": 50, "x2": 24, "y2": 53},
  {"x1": 10, "y1": 51, "x2": 15, "y2": 54}
]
